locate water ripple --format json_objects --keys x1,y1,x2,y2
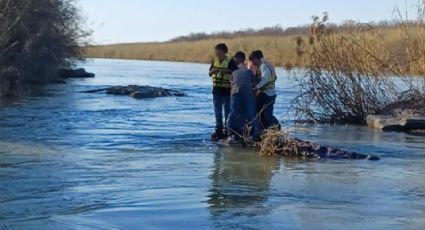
[{"x1": 0, "y1": 59, "x2": 424, "y2": 229}]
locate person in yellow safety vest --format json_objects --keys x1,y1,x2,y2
[
  {"x1": 209, "y1": 43, "x2": 238, "y2": 141},
  {"x1": 249, "y1": 50, "x2": 278, "y2": 130}
]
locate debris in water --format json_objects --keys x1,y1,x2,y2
[{"x1": 259, "y1": 129, "x2": 380, "y2": 161}]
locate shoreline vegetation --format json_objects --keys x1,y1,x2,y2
[
  {"x1": 1, "y1": 0, "x2": 424, "y2": 129},
  {"x1": 0, "y1": 0, "x2": 88, "y2": 97},
  {"x1": 82, "y1": 35, "x2": 297, "y2": 67},
  {"x1": 82, "y1": 21, "x2": 420, "y2": 70},
  {"x1": 292, "y1": 10, "x2": 425, "y2": 124},
  {"x1": 84, "y1": 8, "x2": 425, "y2": 127},
  {"x1": 79, "y1": 28, "x2": 387, "y2": 68}
]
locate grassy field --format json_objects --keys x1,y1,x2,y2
[
  {"x1": 82, "y1": 36, "x2": 300, "y2": 67},
  {"x1": 82, "y1": 27, "x2": 418, "y2": 69}
]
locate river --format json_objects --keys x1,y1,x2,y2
[{"x1": 0, "y1": 59, "x2": 424, "y2": 230}]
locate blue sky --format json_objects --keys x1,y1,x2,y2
[{"x1": 78, "y1": 0, "x2": 420, "y2": 44}]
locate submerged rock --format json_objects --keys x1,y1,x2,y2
[
  {"x1": 83, "y1": 85, "x2": 184, "y2": 99},
  {"x1": 59, "y1": 68, "x2": 95, "y2": 79}
]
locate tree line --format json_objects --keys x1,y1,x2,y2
[{"x1": 168, "y1": 20, "x2": 413, "y2": 43}]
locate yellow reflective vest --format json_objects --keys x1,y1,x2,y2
[{"x1": 211, "y1": 56, "x2": 232, "y2": 89}]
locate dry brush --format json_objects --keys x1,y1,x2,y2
[
  {"x1": 0, "y1": 0, "x2": 89, "y2": 96},
  {"x1": 293, "y1": 9, "x2": 425, "y2": 124}
]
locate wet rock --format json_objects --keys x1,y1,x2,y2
[
  {"x1": 106, "y1": 86, "x2": 131, "y2": 95},
  {"x1": 59, "y1": 68, "x2": 95, "y2": 79},
  {"x1": 367, "y1": 113, "x2": 425, "y2": 132},
  {"x1": 84, "y1": 85, "x2": 184, "y2": 99},
  {"x1": 368, "y1": 90, "x2": 425, "y2": 132},
  {"x1": 367, "y1": 114, "x2": 406, "y2": 130}
]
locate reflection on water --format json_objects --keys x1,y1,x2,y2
[
  {"x1": 208, "y1": 149, "x2": 279, "y2": 229},
  {"x1": 0, "y1": 59, "x2": 424, "y2": 229}
]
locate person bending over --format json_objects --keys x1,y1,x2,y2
[{"x1": 227, "y1": 51, "x2": 260, "y2": 143}]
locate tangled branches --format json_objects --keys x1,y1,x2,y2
[
  {"x1": 293, "y1": 9, "x2": 425, "y2": 124},
  {"x1": 259, "y1": 129, "x2": 291, "y2": 157},
  {"x1": 0, "y1": 0, "x2": 89, "y2": 95}
]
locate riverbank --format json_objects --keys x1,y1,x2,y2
[
  {"x1": 82, "y1": 35, "x2": 297, "y2": 67},
  {"x1": 0, "y1": 0, "x2": 87, "y2": 95},
  {"x1": 83, "y1": 27, "x2": 407, "y2": 68}
]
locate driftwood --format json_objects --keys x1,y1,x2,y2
[{"x1": 82, "y1": 85, "x2": 185, "y2": 99}]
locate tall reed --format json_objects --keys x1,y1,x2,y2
[{"x1": 293, "y1": 8, "x2": 425, "y2": 123}]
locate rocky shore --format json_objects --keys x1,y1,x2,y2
[{"x1": 59, "y1": 68, "x2": 95, "y2": 79}]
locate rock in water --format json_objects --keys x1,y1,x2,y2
[
  {"x1": 366, "y1": 114, "x2": 406, "y2": 130},
  {"x1": 84, "y1": 85, "x2": 184, "y2": 99},
  {"x1": 59, "y1": 68, "x2": 95, "y2": 79},
  {"x1": 367, "y1": 113, "x2": 425, "y2": 132},
  {"x1": 367, "y1": 90, "x2": 425, "y2": 132}
]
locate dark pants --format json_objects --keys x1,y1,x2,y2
[
  {"x1": 257, "y1": 93, "x2": 277, "y2": 130},
  {"x1": 213, "y1": 93, "x2": 230, "y2": 135},
  {"x1": 227, "y1": 90, "x2": 260, "y2": 138}
]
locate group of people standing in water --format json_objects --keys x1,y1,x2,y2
[{"x1": 208, "y1": 43, "x2": 279, "y2": 143}]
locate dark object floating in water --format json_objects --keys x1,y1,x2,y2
[
  {"x1": 59, "y1": 68, "x2": 95, "y2": 79},
  {"x1": 82, "y1": 85, "x2": 185, "y2": 99},
  {"x1": 290, "y1": 138, "x2": 380, "y2": 161},
  {"x1": 218, "y1": 135, "x2": 380, "y2": 161},
  {"x1": 258, "y1": 130, "x2": 380, "y2": 161}
]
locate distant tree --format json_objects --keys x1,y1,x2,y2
[
  {"x1": 167, "y1": 17, "x2": 413, "y2": 45},
  {"x1": 168, "y1": 25, "x2": 311, "y2": 42},
  {"x1": 0, "y1": 0, "x2": 89, "y2": 94}
]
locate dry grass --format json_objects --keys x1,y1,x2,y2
[
  {"x1": 293, "y1": 10, "x2": 425, "y2": 123},
  {"x1": 84, "y1": 27, "x2": 414, "y2": 68},
  {"x1": 259, "y1": 129, "x2": 290, "y2": 157},
  {"x1": 83, "y1": 36, "x2": 297, "y2": 66},
  {"x1": 259, "y1": 129, "x2": 317, "y2": 158}
]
